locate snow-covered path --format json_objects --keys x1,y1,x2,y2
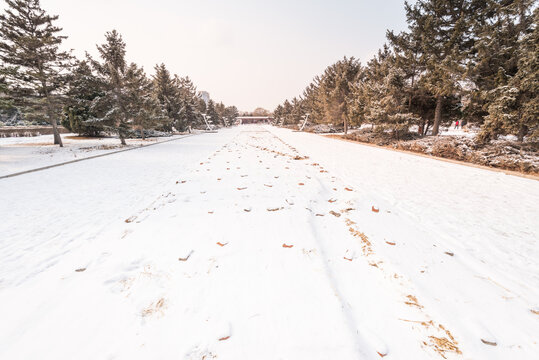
[{"x1": 1, "y1": 125, "x2": 538, "y2": 359}]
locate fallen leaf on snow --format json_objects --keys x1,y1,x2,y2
[
  {"x1": 329, "y1": 211, "x2": 341, "y2": 217},
  {"x1": 386, "y1": 241, "x2": 396, "y2": 246},
  {"x1": 178, "y1": 251, "x2": 193, "y2": 262},
  {"x1": 282, "y1": 244, "x2": 294, "y2": 248},
  {"x1": 445, "y1": 251, "x2": 454, "y2": 256},
  {"x1": 75, "y1": 268, "x2": 86, "y2": 272},
  {"x1": 217, "y1": 242, "x2": 228, "y2": 247},
  {"x1": 345, "y1": 187, "x2": 353, "y2": 191},
  {"x1": 343, "y1": 257, "x2": 353, "y2": 262},
  {"x1": 481, "y1": 339, "x2": 497, "y2": 346},
  {"x1": 219, "y1": 336, "x2": 230, "y2": 341},
  {"x1": 237, "y1": 187, "x2": 247, "y2": 190},
  {"x1": 372, "y1": 206, "x2": 380, "y2": 213}
]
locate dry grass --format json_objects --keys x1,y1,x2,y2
[
  {"x1": 405, "y1": 295, "x2": 423, "y2": 309},
  {"x1": 141, "y1": 298, "x2": 166, "y2": 317},
  {"x1": 339, "y1": 131, "x2": 539, "y2": 176},
  {"x1": 428, "y1": 336, "x2": 461, "y2": 358}
]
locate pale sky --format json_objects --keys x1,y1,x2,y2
[{"x1": 7, "y1": 0, "x2": 414, "y2": 111}]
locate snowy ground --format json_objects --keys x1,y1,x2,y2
[
  {"x1": 1, "y1": 125, "x2": 538, "y2": 359},
  {"x1": 0, "y1": 133, "x2": 188, "y2": 177}
]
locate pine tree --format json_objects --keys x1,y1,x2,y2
[
  {"x1": 152, "y1": 63, "x2": 181, "y2": 131},
  {"x1": 223, "y1": 105, "x2": 239, "y2": 126},
  {"x1": 205, "y1": 99, "x2": 219, "y2": 127},
  {"x1": 479, "y1": 6, "x2": 538, "y2": 142},
  {"x1": 302, "y1": 81, "x2": 323, "y2": 123},
  {"x1": 273, "y1": 104, "x2": 284, "y2": 124},
  {"x1": 0, "y1": 0, "x2": 72, "y2": 146},
  {"x1": 62, "y1": 60, "x2": 104, "y2": 136},
  {"x1": 281, "y1": 100, "x2": 293, "y2": 125},
  {"x1": 317, "y1": 57, "x2": 361, "y2": 133},
  {"x1": 125, "y1": 63, "x2": 168, "y2": 139},
  {"x1": 177, "y1": 76, "x2": 200, "y2": 130},
  {"x1": 387, "y1": 20, "x2": 425, "y2": 116},
  {"x1": 405, "y1": 0, "x2": 469, "y2": 135},
  {"x1": 215, "y1": 102, "x2": 226, "y2": 126},
  {"x1": 88, "y1": 30, "x2": 130, "y2": 144}
]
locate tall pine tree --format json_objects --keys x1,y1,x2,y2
[
  {"x1": 0, "y1": 0, "x2": 72, "y2": 146},
  {"x1": 88, "y1": 30, "x2": 130, "y2": 145}
]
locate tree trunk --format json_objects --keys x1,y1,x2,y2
[
  {"x1": 50, "y1": 117, "x2": 63, "y2": 147},
  {"x1": 418, "y1": 120, "x2": 425, "y2": 136},
  {"x1": 344, "y1": 116, "x2": 348, "y2": 135},
  {"x1": 432, "y1": 95, "x2": 443, "y2": 136},
  {"x1": 41, "y1": 78, "x2": 63, "y2": 147},
  {"x1": 140, "y1": 125, "x2": 145, "y2": 140},
  {"x1": 517, "y1": 124, "x2": 528, "y2": 142},
  {"x1": 119, "y1": 126, "x2": 126, "y2": 145},
  {"x1": 425, "y1": 121, "x2": 432, "y2": 136}
]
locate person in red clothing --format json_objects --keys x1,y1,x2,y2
[{"x1": 455, "y1": 120, "x2": 460, "y2": 129}]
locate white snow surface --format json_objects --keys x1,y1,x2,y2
[
  {"x1": 0, "y1": 133, "x2": 189, "y2": 177},
  {"x1": 1, "y1": 125, "x2": 538, "y2": 360}
]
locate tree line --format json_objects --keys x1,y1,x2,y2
[
  {"x1": 0, "y1": 0, "x2": 239, "y2": 146},
  {"x1": 274, "y1": 0, "x2": 538, "y2": 142}
]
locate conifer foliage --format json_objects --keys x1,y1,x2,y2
[
  {"x1": 0, "y1": 1, "x2": 236, "y2": 145},
  {"x1": 275, "y1": 0, "x2": 537, "y2": 142},
  {"x1": 0, "y1": 0, "x2": 72, "y2": 146}
]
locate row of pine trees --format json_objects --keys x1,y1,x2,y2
[
  {"x1": 274, "y1": 0, "x2": 538, "y2": 142},
  {"x1": 0, "y1": 0, "x2": 239, "y2": 146}
]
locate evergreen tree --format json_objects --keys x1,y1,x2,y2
[
  {"x1": 281, "y1": 100, "x2": 293, "y2": 125},
  {"x1": 88, "y1": 30, "x2": 130, "y2": 144},
  {"x1": 215, "y1": 101, "x2": 226, "y2": 126},
  {"x1": 273, "y1": 104, "x2": 284, "y2": 124},
  {"x1": 479, "y1": 6, "x2": 538, "y2": 141},
  {"x1": 404, "y1": 0, "x2": 469, "y2": 135},
  {"x1": 318, "y1": 57, "x2": 361, "y2": 133},
  {"x1": 125, "y1": 63, "x2": 168, "y2": 139},
  {"x1": 62, "y1": 60, "x2": 104, "y2": 136},
  {"x1": 177, "y1": 76, "x2": 200, "y2": 130},
  {"x1": 205, "y1": 99, "x2": 219, "y2": 127},
  {"x1": 302, "y1": 80, "x2": 324, "y2": 123},
  {"x1": 0, "y1": 0, "x2": 72, "y2": 146},
  {"x1": 152, "y1": 63, "x2": 181, "y2": 131},
  {"x1": 223, "y1": 105, "x2": 239, "y2": 125}
]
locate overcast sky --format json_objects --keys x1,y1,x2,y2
[{"x1": 6, "y1": 0, "x2": 414, "y2": 111}]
